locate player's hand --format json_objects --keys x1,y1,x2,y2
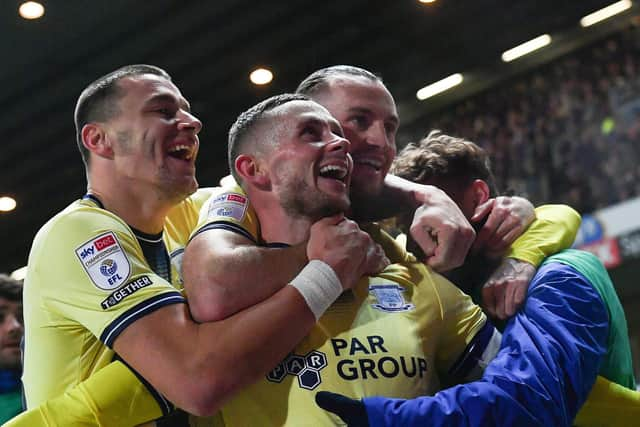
[
  {"x1": 315, "y1": 391, "x2": 369, "y2": 427},
  {"x1": 471, "y1": 196, "x2": 535, "y2": 257},
  {"x1": 482, "y1": 258, "x2": 536, "y2": 320},
  {"x1": 409, "y1": 185, "x2": 475, "y2": 272},
  {"x1": 307, "y1": 214, "x2": 389, "y2": 290}
]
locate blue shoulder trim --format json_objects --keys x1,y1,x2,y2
[
  {"x1": 190, "y1": 221, "x2": 257, "y2": 244},
  {"x1": 448, "y1": 320, "x2": 495, "y2": 380},
  {"x1": 100, "y1": 292, "x2": 185, "y2": 348}
]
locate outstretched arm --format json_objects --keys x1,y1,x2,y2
[
  {"x1": 482, "y1": 204, "x2": 581, "y2": 319},
  {"x1": 183, "y1": 228, "x2": 307, "y2": 321},
  {"x1": 354, "y1": 174, "x2": 475, "y2": 272},
  {"x1": 5, "y1": 361, "x2": 161, "y2": 427}
]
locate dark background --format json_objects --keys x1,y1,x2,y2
[{"x1": 0, "y1": 0, "x2": 636, "y2": 272}]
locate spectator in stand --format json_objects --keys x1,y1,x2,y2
[
  {"x1": 0, "y1": 274, "x2": 23, "y2": 424},
  {"x1": 417, "y1": 27, "x2": 640, "y2": 213}
]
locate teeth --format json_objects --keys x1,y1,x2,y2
[
  {"x1": 319, "y1": 165, "x2": 348, "y2": 179},
  {"x1": 168, "y1": 144, "x2": 194, "y2": 160},
  {"x1": 355, "y1": 159, "x2": 382, "y2": 169}
]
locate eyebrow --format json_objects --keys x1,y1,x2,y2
[
  {"x1": 145, "y1": 94, "x2": 192, "y2": 112},
  {"x1": 347, "y1": 106, "x2": 399, "y2": 125}
]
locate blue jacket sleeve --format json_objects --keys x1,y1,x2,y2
[{"x1": 364, "y1": 262, "x2": 609, "y2": 427}]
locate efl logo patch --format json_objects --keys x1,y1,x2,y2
[
  {"x1": 207, "y1": 192, "x2": 248, "y2": 222},
  {"x1": 369, "y1": 284, "x2": 415, "y2": 313},
  {"x1": 76, "y1": 232, "x2": 131, "y2": 290}
]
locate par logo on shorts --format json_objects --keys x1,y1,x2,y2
[
  {"x1": 76, "y1": 232, "x2": 131, "y2": 290},
  {"x1": 207, "y1": 192, "x2": 248, "y2": 222},
  {"x1": 369, "y1": 284, "x2": 415, "y2": 313}
]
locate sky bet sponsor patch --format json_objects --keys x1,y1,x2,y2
[
  {"x1": 101, "y1": 275, "x2": 152, "y2": 309},
  {"x1": 207, "y1": 192, "x2": 248, "y2": 222},
  {"x1": 76, "y1": 232, "x2": 131, "y2": 290}
]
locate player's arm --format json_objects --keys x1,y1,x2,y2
[
  {"x1": 116, "y1": 215, "x2": 387, "y2": 416},
  {"x1": 183, "y1": 228, "x2": 307, "y2": 322},
  {"x1": 4, "y1": 361, "x2": 161, "y2": 427},
  {"x1": 354, "y1": 174, "x2": 475, "y2": 272},
  {"x1": 574, "y1": 376, "x2": 640, "y2": 427},
  {"x1": 482, "y1": 204, "x2": 581, "y2": 319},
  {"x1": 505, "y1": 204, "x2": 581, "y2": 266}
]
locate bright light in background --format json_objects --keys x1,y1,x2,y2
[
  {"x1": 418, "y1": 0, "x2": 437, "y2": 3},
  {"x1": 250, "y1": 68, "x2": 273, "y2": 85},
  {"x1": 219, "y1": 174, "x2": 235, "y2": 187},
  {"x1": 10, "y1": 266, "x2": 27, "y2": 281},
  {"x1": 580, "y1": 0, "x2": 632, "y2": 27},
  {"x1": 19, "y1": 1, "x2": 45, "y2": 20},
  {"x1": 416, "y1": 73, "x2": 463, "y2": 100},
  {"x1": 0, "y1": 197, "x2": 16, "y2": 212},
  {"x1": 501, "y1": 34, "x2": 552, "y2": 62}
]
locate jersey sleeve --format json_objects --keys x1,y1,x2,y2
[
  {"x1": 428, "y1": 272, "x2": 499, "y2": 385},
  {"x1": 30, "y1": 206, "x2": 185, "y2": 349},
  {"x1": 506, "y1": 204, "x2": 581, "y2": 267},
  {"x1": 574, "y1": 376, "x2": 640, "y2": 427},
  {"x1": 189, "y1": 184, "x2": 261, "y2": 243},
  {"x1": 4, "y1": 361, "x2": 163, "y2": 427}
]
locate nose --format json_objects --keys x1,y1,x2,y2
[
  {"x1": 326, "y1": 135, "x2": 350, "y2": 154},
  {"x1": 3, "y1": 314, "x2": 22, "y2": 333},
  {"x1": 177, "y1": 110, "x2": 203, "y2": 134},
  {"x1": 365, "y1": 121, "x2": 391, "y2": 149}
]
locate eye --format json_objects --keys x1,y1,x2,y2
[
  {"x1": 301, "y1": 125, "x2": 320, "y2": 139},
  {"x1": 348, "y1": 114, "x2": 369, "y2": 131},
  {"x1": 155, "y1": 107, "x2": 176, "y2": 118},
  {"x1": 385, "y1": 121, "x2": 398, "y2": 136}
]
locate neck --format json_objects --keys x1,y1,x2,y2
[
  {"x1": 87, "y1": 175, "x2": 176, "y2": 234},
  {"x1": 250, "y1": 193, "x2": 313, "y2": 245}
]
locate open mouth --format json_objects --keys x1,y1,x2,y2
[
  {"x1": 318, "y1": 164, "x2": 349, "y2": 182},
  {"x1": 353, "y1": 158, "x2": 383, "y2": 172},
  {"x1": 167, "y1": 144, "x2": 196, "y2": 161}
]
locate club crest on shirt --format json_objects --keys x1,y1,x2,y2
[
  {"x1": 75, "y1": 232, "x2": 131, "y2": 290},
  {"x1": 207, "y1": 192, "x2": 248, "y2": 222},
  {"x1": 369, "y1": 284, "x2": 415, "y2": 313}
]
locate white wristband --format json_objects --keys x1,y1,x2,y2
[{"x1": 289, "y1": 260, "x2": 343, "y2": 320}]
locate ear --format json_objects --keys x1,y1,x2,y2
[
  {"x1": 469, "y1": 179, "x2": 490, "y2": 206},
  {"x1": 235, "y1": 154, "x2": 270, "y2": 190},
  {"x1": 81, "y1": 123, "x2": 114, "y2": 159}
]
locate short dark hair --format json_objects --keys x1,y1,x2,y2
[
  {"x1": 296, "y1": 65, "x2": 382, "y2": 97},
  {"x1": 228, "y1": 93, "x2": 310, "y2": 184},
  {"x1": 391, "y1": 130, "x2": 498, "y2": 196},
  {"x1": 74, "y1": 64, "x2": 172, "y2": 168},
  {"x1": 0, "y1": 274, "x2": 22, "y2": 302}
]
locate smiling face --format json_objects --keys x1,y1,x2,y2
[
  {"x1": 102, "y1": 74, "x2": 202, "y2": 203},
  {"x1": 310, "y1": 76, "x2": 399, "y2": 200},
  {"x1": 261, "y1": 100, "x2": 352, "y2": 221}
]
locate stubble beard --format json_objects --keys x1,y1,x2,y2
[{"x1": 279, "y1": 177, "x2": 349, "y2": 222}]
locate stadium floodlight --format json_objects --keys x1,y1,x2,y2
[
  {"x1": 580, "y1": 0, "x2": 632, "y2": 27},
  {"x1": 416, "y1": 73, "x2": 463, "y2": 100},
  {"x1": 250, "y1": 68, "x2": 273, "y2": 85},
  {"x1": 501, "y1": 34, "x2": 552, "y2": 62},
  {"x1": 0, "y1": 196, "x2": 16, "y2": 212},
  {"x1": 18, "y1": 2, "x2": 44, "y2": 20}
]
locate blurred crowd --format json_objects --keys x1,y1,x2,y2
[{"x1": 425, "y1": 25, "x2": 640, "y2": 214}]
